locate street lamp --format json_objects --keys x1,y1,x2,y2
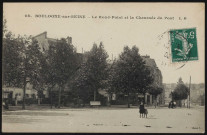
[{"x1": 188, "y1": 76, "x2": 191, "y2": 109}]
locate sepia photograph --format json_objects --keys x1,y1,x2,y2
[{"x1": 2, "y1": 2, "x2": 205, "y2": 133}]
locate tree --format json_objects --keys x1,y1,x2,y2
[
  {"x1": 3, "y1": 32, "x2": 46, "y2": 109},
  {"x1": 2, "y1": 32, "x2": 24, "y2": 88},
  {"x1": 2, "y1": 19, "x2": 47, "y2": 109},
  {"x1": 148, "y1": 86, "x2": 163, "y2": 106},
  {"x1": 71, "y1": 42, "x2": 109, "y2": 103},
  {"x1": 26, "y1": 39, "x2": 48, "y2": 105},
  {"x1": 172, "y1": 78, "x2": 189, "y2": 101},
  {"x1": 44, "y1": 42, "x2": 58, "y2": 108},
  {"x1": 148, "y1": 86, "x2": 163, "y2": 97},
  {"x1": 109, "y1": 46, "x2": 153, "y2": 108},
  {"x1": 46, "y1": 38, "x2": 78, "y2": 108},
  {"x1": 107, "y1": 59, "x2": 117, "y2": 104},
  {"x1": 71, "y1": 63, "x2": 91, "y2": 103},
  {"x1": 3, "y1": 18, "x2": 8, "y2": 38},
  {"x1": 20, "y1": 37, "x2": 46, "y2": 109}
]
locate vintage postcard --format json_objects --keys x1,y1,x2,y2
[{"x1": 2, "y1": 2, "x2": 205, "y2": 133}]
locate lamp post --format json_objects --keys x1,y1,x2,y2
[{"x1": 188, "y1": 76, "x2": 191, "y2": 108}]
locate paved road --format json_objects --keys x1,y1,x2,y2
[{"x1": 2, "y1": 107, "x2": 205, "y2": 133}]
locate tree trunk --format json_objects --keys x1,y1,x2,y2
[
  {"x1": 108, "y1": 93, "x2": 112, "y2": 106},
  {"x1": 144, "y1": 93, "x2": 146, "y2": 104},
  {"x1": 49, "y1": 85, "x2": 54, "y2": 109},
  {"x1": 154, "y1": 95, "x2": 157, "y2": 108},
  {"x1": 22, "y1": 57, "x2": 28, "y2": 110},
  {"x1": 127, "y1": 93, "x2": 130, "y2": 108},
  {"x1": 14, "y1": 94, "x2": 18, "y2": 106},
  {"x1": 58, "y1": 86, "x2": 61, "y2": 108},
  {"x1": 22, "y1": 76, "x2": 26, "y2": 110},
  {"x1": 50, "y1": 90, "x2": 53, "y2": 109},
  {"x1": 94, "y1": 90, "x2": 96, "y2": 101},
  {"x1": 38, "y1": 98, "x2": 41, "y2": 105}
]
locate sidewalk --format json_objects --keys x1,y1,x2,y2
[
  {"x1": 3, "y1": 104, "x2": 203, "y2": 112},
  {"x1": 2, "y1": 104, "x2": 52, "y2": 111}
]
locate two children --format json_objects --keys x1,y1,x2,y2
[{"x1": 139, "y1": 102, "x2": 148, "y2": 118}]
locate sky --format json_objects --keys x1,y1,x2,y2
[{"x1": 3, "y1": 3, "x2": 205, "y2": 84}]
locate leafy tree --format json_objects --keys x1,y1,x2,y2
[
  {"x1": 172, "y1": 78, "x2": 189, "y2": 101},
  {"x1": 148, "y1": 86, "x2": 163, "y2": 97},
  {"x1": 148, "y1": 86, "x2": 163, "y2": 104},
  {"x1": 2, "y1": 32, "x2": 24, "y2": 88},
  {"x1": 20, "y1": 37, "x2": 46, "y2": 109},
  {"x1": 86, "y1": 42, "x2": 109, "y2": 101},
  {"x1": 3, "y1": 18, "x2": 8, "y2": 38},
  {"x1": 46, "y1": 39, "x2": 78, "y2": 108},
  {"x1": 26, "y1": 39, "x2": 48, "y2": 105},
  {"x1": 109, "y1": 46, "x2": 153, "y2": 108},
  {"x1": 107, "y1": 59, "x2": 118, "y2": 103},
  {"x1": 71, "y1": 63, "x2": 91, "y2": 103},
  {"x1": 43, "y1": 42, "x2": 58, "y2": 108},
  {"x1": 3, "y1": 32, "x2": 46, "y2": 109},
  {"x1": 71, "y1": 42, "x2": 109, "y2": 103}
]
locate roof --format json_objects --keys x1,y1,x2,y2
[
  {"x1": 142, "y1": 56, "x2": 157, "y2": 68},
  {"x1": 98, "y1": 89, "x2": 108, "y2": 97},
  {"x1": 47, "y1": 38, "x2": 58, "y2": 42},
  {"x1": 33, "y1": 31, "x2": 47, "y2": 38}
]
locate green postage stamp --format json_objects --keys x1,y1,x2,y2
[{"x1": 170, "y1": 28, "x2": 198, "y2": 62}]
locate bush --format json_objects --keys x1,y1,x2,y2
[
  {"x1": 172, "y1": 83, "x2": 189, "y2": 100},
  {"x1": 112, "y1": 99, "x2": 127, "y2": 105},
  {"x1": 99, "y1": 95, "x2": 108, "y2": 106},
  {"x1": 41, "y1": 98, "x2": 50, "y2": 104},
  {"x1": 18, "y1": 98, "x2": 38, "y2": 105}
]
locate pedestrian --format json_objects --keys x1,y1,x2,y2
[
  {"x1": 173, "y1": 101, "x2": 176, "y2": 108},
  {"x1": 2, "y1": 101, "x2": 5, "y2": 109},
  {"x1": 168, "y1": 101, "x2": 171, "y2": 108},
  {"x1": 15, "y1": 94, "x2": 18, "y2": 106},
  {"x1": 139, "y1": 101, "x2": 145, "y2": 118},
  {"x1": 154, "y1": 100, "x2": 157, "y2": 108},
  {"x1": 5, "y1": 99, "x2": 9, "y2": 109},
  {"x1": 172, "y1": 101, "x2": 174, "y2": 108}
]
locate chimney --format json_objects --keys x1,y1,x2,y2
[
  {"x1": 142, "y1": 55, "x2": 150, "y2": 58},
  {"x1": 66, "y1": 36, "x2": 72, "y2": 45},
  {"x1": 43, "y1": 31, "x2": 47, "y2": 38}
]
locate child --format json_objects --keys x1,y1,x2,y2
[{"x1": 139, "y1": 102, "x2": 145, "y2": 118}]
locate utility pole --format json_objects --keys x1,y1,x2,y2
[{"x1": 188, "y1": 76, "x2": 191, "y2": 108}]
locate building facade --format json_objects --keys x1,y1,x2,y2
[
  {"x1": 142, "y1": 55, "x2": 164, "y2": 105},
  {"x1": 2, "y1": 83, "x2": 37, "y2": 105},
  {"x1": 163, "y1": 83, "x2": 177, "y2": 105},
  {"x1": 33, "y1": 31, "x2": 72, "y2": 51}
]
